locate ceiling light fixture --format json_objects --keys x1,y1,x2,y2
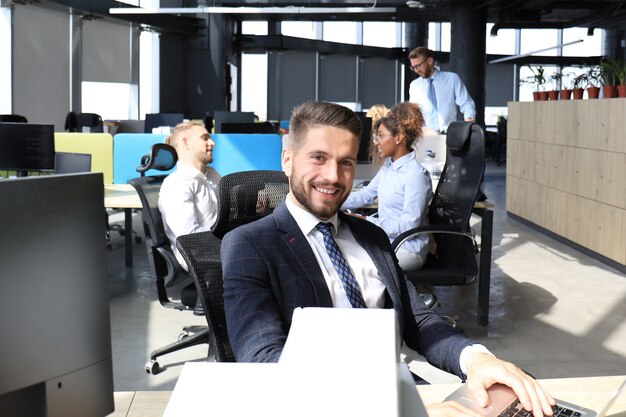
[{"x1": 109, "y1": 6, "x2": 396, "y2": 15}]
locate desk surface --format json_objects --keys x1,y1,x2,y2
[
  {"x1": 110, "y1": 375, "x2": 626, "y2": 417},
  {"x1": 104, "y1": 183, "x2": 141, "y2": 209}
]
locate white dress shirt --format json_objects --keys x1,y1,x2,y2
[
  {"x1": 158, "y1": 161, "x2": 220, "y2": 268},
  {"x1": 342, "y1": 151, "x2": 431, "y2": 259},
  {"x1": 409, "y1": 68, "x2": 476, "y2": 132},
  {"x1": 285, "y1": 196, "x2": 386, "y2": 309}
]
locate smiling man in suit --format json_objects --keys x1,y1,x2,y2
[{"x1": 222, "y1": 100, "x2": 554, "y2": 417}]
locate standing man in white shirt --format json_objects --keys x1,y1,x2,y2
[
  {"x1": 158, "y1": 121, "x2": 221, "y2": 270},
  {"x1": 408, "y1": 46, "x2": 476, "y2": 133}
]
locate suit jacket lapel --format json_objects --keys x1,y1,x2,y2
[{"x1": 273, "y1": 202, "x2": 333, "y2": 307}]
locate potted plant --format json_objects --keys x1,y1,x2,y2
[
  {"x1": 559, "y1": 71, "x2": 574, "y2": 100},
  {"x1": 548, "y1": 72, "x2": 563, "y2": 100},
  {"x1": 570, "y1": 72, "x2": 587, "y2": 100},
  {"x1": 522, "y1": 65, "x2": 548, "y2": 101},
  {"x1": 585, "y1": 65, "x2": 602, "y2": 99},
  {"x1": 601, "y1": 58, "x2": 626, "y2": 98}
]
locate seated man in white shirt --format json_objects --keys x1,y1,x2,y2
[{"x1": 158, "y1": 121, "x2": 221, "y2": 270}]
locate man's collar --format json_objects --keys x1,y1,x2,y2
[{"x1": 285, "y1": 194, "x2": 339, "y2": 236}]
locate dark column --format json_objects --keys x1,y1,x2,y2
[
  {"x1": 449, "y1": 1, "x2": 486, "y2": 127},
  {"x1": 604, "y1": 29, "x2": 626, "y2": 60},
  {"x1": 160, "y1": 14, "x2": 234, "y2": 118},
  {"x1": 403, "y1": 23, "x2": 429, "y2": 101}
]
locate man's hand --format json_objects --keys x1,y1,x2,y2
[
  {"x1": 426, "y1": 401, "x2": 484, "y2": 417},
  {"x1": 465, "y1": 353, "x2": 555, "y2": 417}
]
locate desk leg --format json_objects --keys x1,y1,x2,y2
[
  {"x1": 478, "y1": 209, "x2": 493, "y2": 326},
  {"x1": 124, "y1": 208, "x2": 133, "y2": 268}
]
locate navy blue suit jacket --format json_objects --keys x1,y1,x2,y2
[{"x1": 222, "y1": 201, "x2": 475, "y2": 378}]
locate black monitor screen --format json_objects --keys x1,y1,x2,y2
[
  {"x1": 213, "y1": 111, "x2": 255, "y2": 133},
  {"x1": 144, "y1": 113, "x2": 184, "y2": 133},
  {"x1": 0, "y1": 173, "x2": 113, "y2": 417},
  {"x1": 0, "y1": 123, "x2": 55, "y2": 174}
]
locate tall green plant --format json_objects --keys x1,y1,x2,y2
[
  {"x1": 601, "y1": 58, "x2": 626, "y2": 86},
  {"x1": 521, "y1": 65, "x2": 547, "y2": 91}
]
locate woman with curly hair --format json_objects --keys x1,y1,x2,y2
[{"x1": 342, "y1": 102, "x2": 431, "y2": 270}]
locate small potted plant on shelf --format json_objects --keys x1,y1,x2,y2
[
  {"x1": 548, "y1": 72, "x2": 563, "y2": 100},
  {"x1": 571, "y1": 71, "x2": 587, "y2": 99},
  {"x1": 522, "y1": 65, "x2": 548, "y2": 101},
  {"x1": 601, "y1": 58, "x2": 626, "y2": 98},
  {"x1": 559, "y1": 71, "x2": 574, "y2": 100},
  {"x1": 585, "y1": 65, "x2": 602, "y2": 99}
]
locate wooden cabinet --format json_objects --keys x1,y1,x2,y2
[{"x1": 506, "y1": 100, "x2": 626, "y2": 266}]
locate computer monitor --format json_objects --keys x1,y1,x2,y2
[
  {"x1": 144, "y1": 113, "x2": 184, "y2": 133},
  {"x1": 0, "y1": 173, "x2": 114, "y2": 417},
  {"x1": 220, "y1": 121, "x2": 276, "y2": 134},
  {"x1": 0, "y1": 123, "x2": 55, "y2": 176},
  {"x1": 54, "y1": 152, "x2": 92, "y2": 174},
  {"x1": 213, "y1": 111, "x2": 255, "y2": 133}
]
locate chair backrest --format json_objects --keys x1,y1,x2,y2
[
  {"x1": 0, "y1": 114, "x2": 28, "y2": 123},
  {"x1": 428, "y1": 121, "x2": 485, "y2": 272},
  {"x1": 76, "y1": 113, "x2": 104, "y2": 133},
  {"x1": 176, "y1": 231, "x2": 235, "y2": 362},
  {"x1": 136, "y1": 143, "x2": 178, "y2": 176},
  {"x1": 211, "y1": 170, "x2": 289, "y2": 239},
  {"x1": 129, "y1": 175, "x2": 191, "y2": 309},
  {"x1": 55, "y1": 152, "x2": 92, "y2": 174},
  {"x1": 176, "y1": 169, "x2": 290, "y2": 362}
]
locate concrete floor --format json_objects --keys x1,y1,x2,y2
[{"x1": 106, "y1": 162, "x2": 626, "y2": 392}]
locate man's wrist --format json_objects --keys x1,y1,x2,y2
[{"x1": 459, "y1": 344, "x2": 493, "y2": 375}]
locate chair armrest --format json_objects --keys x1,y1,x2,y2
[
  {"x1": 391, "y1": 225, "x2": 476, "y2": 253},
  {"x1": 156, "y1": 246, "x2": 190, "y2": 287}
]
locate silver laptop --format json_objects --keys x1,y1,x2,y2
[{"x1": 446, "y1": 378, "x2": 626, "y2": 417}]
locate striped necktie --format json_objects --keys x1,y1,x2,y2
[{"x1": 316, "y1": 222, "x2": 366, "y2": 308}]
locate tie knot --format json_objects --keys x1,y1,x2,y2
[{"x1": 316, "y1": 222, "x2": 333, "y2": 237}]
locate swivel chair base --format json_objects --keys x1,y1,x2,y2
[{"x1": 145, "y1": 326, "x2": 209, "y2": 374}]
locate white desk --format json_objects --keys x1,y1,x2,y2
[
  {"x1": 104, "y1": 184, "x2": 141, "y2": 267},
  {"x1": 110, "y1": 375, "x2": 626, "y2": 417}
]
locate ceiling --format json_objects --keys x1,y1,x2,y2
[{"x1": 44, "y1": 0, "x2": 626, "y2": 34}]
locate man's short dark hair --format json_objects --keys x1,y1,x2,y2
[
  {"x1": 288, "y1": 101, "x2": 362, "y2": 151},
  {"x1": 408, "y1": 46, "x2": 434, "y2": 60}
]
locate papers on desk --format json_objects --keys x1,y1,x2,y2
[{"x1": 164, "y1": 308, "x2": 428, "y2": 417}]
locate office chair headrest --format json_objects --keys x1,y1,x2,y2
[
  {"x1": 446, "y1": 121, "x2": 473, "y2": 151},
  {"x1": 136, "y1": 143, "x2": 178, "y2": 175}
]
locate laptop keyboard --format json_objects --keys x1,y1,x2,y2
[{"x1": 501, "y1": 399, "x2": 582, "y2": 417}]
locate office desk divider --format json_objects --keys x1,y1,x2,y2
[
  {"x1": 112, "y1": 133, "x2": 170, "y2": 184},
  {"x1": 54, "y1": 132, "x2": 113, "y2": 184},
  {"x1": 210, "y1": 133, "x2": 282, "y2": 176}
]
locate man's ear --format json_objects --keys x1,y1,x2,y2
[{"x1": 281, "y1": 147, "x2": 293, "y2": 177}]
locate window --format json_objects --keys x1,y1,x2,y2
[
  {"x1": 486, "y1": 24, "x2": 516, "y2": 55},
  {"x1": 241, "y1": 21, "x2": 268, "y2": 36},
  {"x1": 241, "y1": 53, "x2": 268, "y2": 121},
  {"x1": 563, "y1": 27, "x2": 603, "y2": 57},
  {"x1": 282, "y1": 21, "x2": 318, "y2": 39},
  {"x1": 363, "y1": 22, "x2": 400, "y2": 47},
  {"x1": 82, "y1": 82, "x2": 133, "y2": 120},
  {"x1": 0, "y1": 7, "x2": 11, "y2": 114},
  {"x1": 520, "y1": 29, "x2": 559, "y2": 56},
  {"x1": 323, "y1": 21, "x2": 358, "y2": 44}
]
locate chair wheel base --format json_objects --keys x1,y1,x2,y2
[{"x1": 145, "y1": 360, "x2": 160, "y2": 375}]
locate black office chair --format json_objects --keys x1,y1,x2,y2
[
  {"x1": 128, "y1": 144, "x2": 210, "y2": 374},
  {"x1": 64, "y1": 112, "x2": 103, "y2": 132},
  {"x1": 392, "y1": 121, "x2": 487, "y2": 324},
  {"x1": 0, "y1": 114, "x2": 28, "y2": 123},
  {"x1": 176, "y1": 170, "x2": 290, "y2": 362}
]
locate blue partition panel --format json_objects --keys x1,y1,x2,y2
[
  {"x1": 113, "y1": 133, "x2": 170, "y2": 183},
  {"x1": 279, "y1": 120, "x2": 290, "y2": 131},
  {"x1": 211, "y1": 133, "x2": 282, "y2": 176}
]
